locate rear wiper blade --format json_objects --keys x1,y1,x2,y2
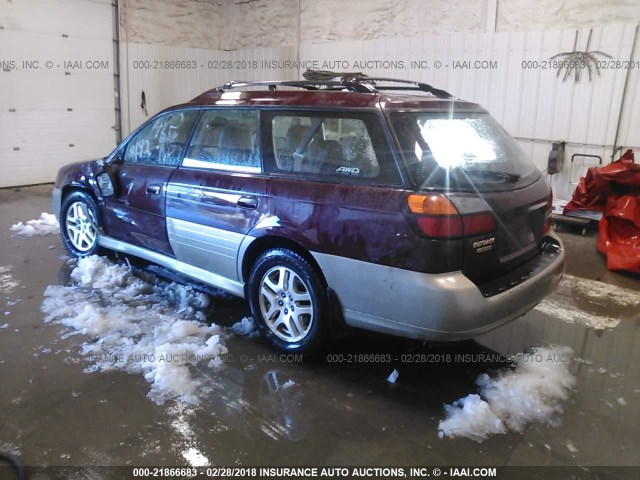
[{"x1": 465, "y1": 170, "x2": 521, "y2": 182}]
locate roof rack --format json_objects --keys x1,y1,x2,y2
[
  {"x1": 350, "y1": 76, "x2": 453, "y2": 98},
  {"x1": 214, "y1": 72, "x2": 454, "y2": 99}
]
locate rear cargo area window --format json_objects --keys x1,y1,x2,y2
[{"x1": 391, "y1": 112, "x2": 539, "y2": 191}]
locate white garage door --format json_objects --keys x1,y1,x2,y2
[{"x1": 0, "y1": 0, "x2": 117, "y2": 187}]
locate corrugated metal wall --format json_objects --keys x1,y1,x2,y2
[
  {"x1": 299, "y1": 23, "x2": 640, "y2": 200},
  {"x1": 121, "y1": 22, "x2": 640, "y2": 200}
]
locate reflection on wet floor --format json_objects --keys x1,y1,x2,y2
[{"x1": 0, "y1": 185, "x2": 639, "y2": 476}]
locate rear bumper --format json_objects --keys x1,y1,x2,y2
[{"x1": 312, "y1": 234, "x2": 564, "y2": 341}]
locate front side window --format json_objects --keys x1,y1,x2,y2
[
  {"x1": 123, "y1": 110, "x2": 198, "y2": 166},
  {"x1": 184, "y1": 109, "x2": 260, "y2": 172},
  {"x1": 271, "y1": 113, "x2": 399, "y2": 183},
  {"x1": 391, "y1": 112, "x2": 540, "y2": 191}
]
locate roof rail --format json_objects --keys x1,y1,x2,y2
[
  {"x1": 215, "y1": 80, "x2": 375, "y2": 94},
  {"x1": 213, "y1": 72, "x2": 454, "y2": 99}
]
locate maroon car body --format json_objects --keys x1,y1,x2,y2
[{"x1": 53, "y1": 79, "x2": 564, "y2": 353}]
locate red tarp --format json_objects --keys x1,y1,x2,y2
[{"x1": 564, "y1": 149, "x2": 640, "y2": 274}]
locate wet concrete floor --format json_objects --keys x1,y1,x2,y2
[{"x1": 0, "y1": 185, "x2": 638, "y2": 478}]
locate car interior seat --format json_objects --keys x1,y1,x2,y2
[{"x1": 219, "y1": 124, "x2": 255, "y2": 167}]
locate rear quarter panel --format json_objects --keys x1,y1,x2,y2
[{"x1": 258, "y1": 178, "x2": 460, "y2": 273}]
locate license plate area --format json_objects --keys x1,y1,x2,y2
[{"x1": 498, "y1": 210, "x2": 535, "y2": 258}]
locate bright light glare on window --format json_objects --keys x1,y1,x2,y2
[
  {"x1": 415, "y1": 143, "x2": 423, "y2": 159},
  {"x1": 420, "y1": 119, "x2": 497, "y2": 168}
]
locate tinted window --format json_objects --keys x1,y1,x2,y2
[
  {"x1": 184, "y1": 110, "x2": 260, "y2": 172},
  {"x1": 123, "y1": 111, "x2": 198, "y2": 166},
  {"x1": 391, "y1": 112, "x2": 539, "y2": 191},
  {"x1": 271, "y1": 113, "x2": 399, "y2": 183}
]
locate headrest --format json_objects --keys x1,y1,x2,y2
[{"x1": 220, "y1": 124, "x2": 253, "y2": 150}]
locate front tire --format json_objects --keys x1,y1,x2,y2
[
  {"x1": 60, "y1": 191, "x2": 103, "y2": 257},
  {"x1": 247, "y1": 249, "x2": 329, "y2": 355}
]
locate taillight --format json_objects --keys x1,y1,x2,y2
[
  {"x1": 543, "y1": 191, "x2": 553, "y2": 234},
  {"x1": 416, "y1": 216, "x2": 463, "y2": 237},
  {"x1": 406, "y1": 194, "x2": 497, "y2": 239},
  {"x1": 463, "y1": 212, "x2": 497, "y2": 236}
]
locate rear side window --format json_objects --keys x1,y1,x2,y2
[
  {"x1": 184, "y1": 109, "x2": 260, "y2": 172},
  {"x1": 123, "y1": 110, "x2": 198, "y2": 166},
  {"x1": 270, "y1": 113, "x2": 399, "y2": 184}
]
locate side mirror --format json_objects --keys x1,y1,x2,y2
[
  {"x1": 547, "y1": 142, "x2": 565, "y2": 175},
  {"x1": 96, "y1": 172, "x2": 115, "y2": 197}
]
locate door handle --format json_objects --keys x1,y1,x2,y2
[
  {"x1": 237, "y1": 196, "x2": 258, "y2": 209},
  {"x1": 146, "y1": 184, "x2": 162, "y2": 195}
]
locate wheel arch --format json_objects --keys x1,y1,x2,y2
[
  {"x1": 60, "y1": 185, "x2": 103, "y2": 227},
  {"x1": 62, "y1": 183, "x2": 98, "y2": 202},
  {"x1": 240, "y1": 235, "x2": 326, "y2": 288}
]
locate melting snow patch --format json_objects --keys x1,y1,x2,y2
[
  {"x1": 41, "y1": 255, "x2": 226, "y2": 405},
  {"x1": 0, "y1": 266, "x2": 19, "y2": 295},
  {"x1": 281, "y1": 379, "x2": 296, "y2": 389},
  {"x1": 168, "y1": 403, "x2": 211, "y2": 467},
  {"x1": 535, "y1": 275, "x2": 640, "y2": 330},
  {"x1": 387, "y1": 369, "x2": 399, "y2": 384},
  {"x1": 0, "y1": 442, "x2": 21, "y2": 457},
  {"x1": 438, "y1": 346, "x2": 576, "y2": 442},
  {"x1": 10, "y1": 212, "x2": 60, "y2": 237},
  {"x1": 566, "y1": 440, "x2": 579, "y2": 454}
]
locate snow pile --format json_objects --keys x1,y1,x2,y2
[
  {"x1": 10, "y1": 212, "x2": 60, "y2": 237},
  {"x1": 231, "y1": 316, "x2": 257, "y2": 336},
  {"x1": 438, "y1": 394, "x2": 507, "y2": 441},
  {"x1": 41, "y1": 255, "x2": 227, "y2": 405},
  {"x1": 438, "y1": 346, "x2": 576, "y2": 442}
]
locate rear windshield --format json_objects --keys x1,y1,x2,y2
[{"x1": 390, "y1": 112, "x2": 539, "y2": 191}]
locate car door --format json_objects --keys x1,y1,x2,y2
[
  {"x1": 166, "y1": 108, "x2": 268, "y2": 282},
  {"x1": 101, "y1": 109, "x2": 200, "y2": 255}
]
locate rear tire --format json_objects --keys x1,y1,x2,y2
[
  {"x1": 247, "y1": 248, "x2": 329, "y2": 355},
  {"x1": 60, "y1": 191, "x2": 103, "y2": 258}
]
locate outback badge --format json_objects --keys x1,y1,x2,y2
[{"x1": 473, "y1": 237, "x2": 495, "y2": 253}]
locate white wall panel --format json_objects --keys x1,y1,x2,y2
[
  {"x1": 0, "y1": 0, "x2": 116, "y2": 187},
  {"x1": 119, "y1": 43, "x2": 295, "y2": 135},
  {"x1": 0, "y1": 0, "x2": 112, "y2": 40}
]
